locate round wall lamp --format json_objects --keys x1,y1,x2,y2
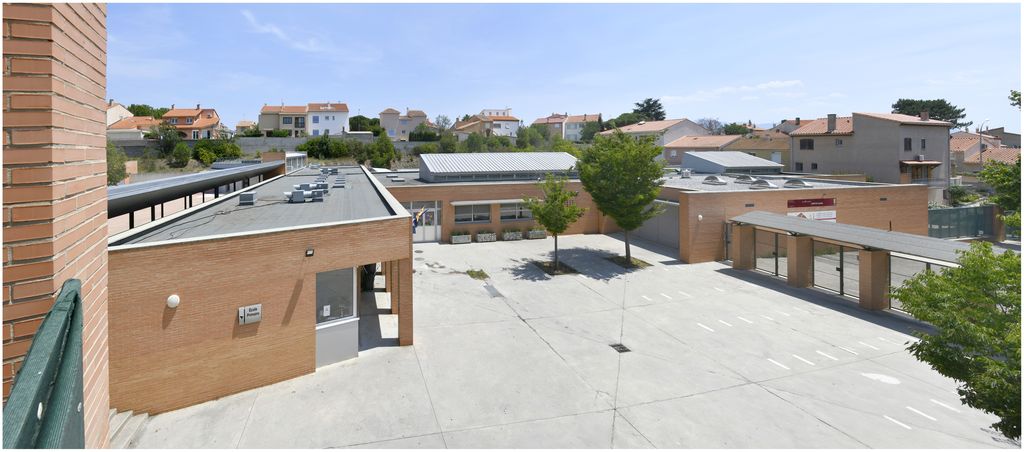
[
  {"x1": 698, "y1": 214, "x2": 704, "y2": 222},
  {"x1": 166, "y1": 294, "x2": 180, "y2": 309}
]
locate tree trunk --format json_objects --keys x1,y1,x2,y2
[
  {"x1": 624, "y1": 230, "x2": 631, "y2": 265},
  {"x1": 554, "y1": 233, "x2": 559, "y2": 274}
]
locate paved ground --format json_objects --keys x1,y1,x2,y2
[{"x1": 132, "y1": 234, "x2": 1017, "y2": 449}]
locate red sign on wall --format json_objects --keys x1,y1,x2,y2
[{"x1": 787, "y1": 198, "x2": 835, "y2": 208}]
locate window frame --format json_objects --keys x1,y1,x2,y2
[
  {"x1": 921, "y1": 138, "x2": 926, "y2": 150},
  {"x1": 454, "y1": 204, "x2": 491, "y2": 224},
  {"x1": 799, "y1": 138, "x2": 814, "y2": 150},
  {"x1": 282, "y1": 117, "x2": 293, "y2": 125},
  {"x1": 903, "y1": 137, "x2": 913, "y2": 151},
  {"x1": 500, "y1": 203, "x2": 533, "y2": 222}
]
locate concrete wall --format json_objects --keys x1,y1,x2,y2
[
  {"x1": 107, "y1": 216, "x2": 413, "y2": 414},
  {"x1": 677, "y1": 184, "x2": 930, "y2": 263},
  {"x1": 2, "y1": 3, "x2": 111, "y2": 447}
]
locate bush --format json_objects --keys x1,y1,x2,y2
[
  {"x1": 148, "y1": 123, "x2": 182, "y2": 157},
  {"x1": 238, "y1": 125, "x2": 263, "y2": 137},
  {"x1": 409, "y1": 123, "x2": 438, "y2": 142},
  {"x1": 196, "y1": 148, "x2": 216, "y2": 166},
  {"x1": 139, "y1": 148, "x2": 159, "y2": 172},
  {"x1": 439, "y1": 133, "x2": 458, "y2": 153},
  {"x1": 106, "y1": 141, "x2": 127, "y2": 185},
  {"x1": 167, "y1": 142, "x2": 191, "y2": 168},
  {"x1": 412, "y1": 143, "x2": 439, "y2": 155},
  {"x1": 268, "y1": 129, "x2": 292, "y2": 138}
]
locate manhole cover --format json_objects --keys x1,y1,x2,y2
[
  {"x1": 609, "y1": 344, "x2": 631, "y2": 353},
  {"x1": 415, "y1": 257, "x2": 425, "y2": 261},
  {"x1": 415, "y1": 250, "x2": 424, "y2": 254}
]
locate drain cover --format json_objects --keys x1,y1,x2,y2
[
  {"x1": 415, "y1": 250, "x2": 424, "y2": 254},
  {"x1": 609, "y1": 344, "x2": 631, "y2": 353}
]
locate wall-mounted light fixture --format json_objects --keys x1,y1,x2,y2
[
  {"x1": 698, "y1": 214, "x2": 703, "y2": 222},
  {"x1": 166, "y1": 294, "x2": 180, "y2": 309},
  {"x1": 306, "y1": 248, "x2": 315, "y2": 257}
]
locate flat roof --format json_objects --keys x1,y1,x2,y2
[
  {"x1": 683, "y1": 151, "x2": 784, "y2": 169},
  {"x1": 731, "y1": 211, "x2": 971, "y2": 263},
  {"x1": 661, "y1": 173, "x2": 881, "y2": 192},
  {"x1": 420, "y1": 152, "x2": 577, "y2": 175},
  {"x1": 113, "y1": 167, "x2": 395, "y2": 245}
]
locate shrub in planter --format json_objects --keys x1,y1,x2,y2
[
  {"x1": 451, "y1": 231, "x2": 471, "y2": 244},
  {"x1": 502, "y1": 229, "x2": 523, "y2": 241},
  {"x1": 476, "y1": 230, "x2": 497, "y2": 242},
  {"x1": 527, "y1": 228, "x2": 547, "y2": 239}
]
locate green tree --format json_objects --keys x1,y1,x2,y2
[
  {"x1": 195, "y1": 148, "x2": 216, "y2": 166},
  {"x1": 438, "y1": 132, "x2": 458, "y2": 153},
  {"x1": 106, "y1": 141, "x2": 127, "y2": 185},
  {"x1": 524, "y1": 175, "x2": 586, "y2": 273},
  {"x1": 722, "y1": 122, "x2": 751, "y2": 135},
  {"x1": 148, "y1": 123, "x2": 182, "y2": 157},
  {"x1": 516, "y1": 126, "x2": 545, "y2": 149},
  {"x1": 268, "y1": 129, "x2": 292, "y2": 138},
  {"x1": 434, "y1": 114, "x2": 452, "y2": 132},
  {"x1": 409, "y1": 123, "x2": 438, "y2": 141},
  {"x1": 238, "y1": 124, "x2": 263, "y2": 137},
  {"x1": 368, "y1": 133, "x2": 397, "y2": 168},
  {"x1": 551, "y1": 138, "x2": 578, "y2": 156},
  {"x1": 464, "y1": 132, "x2": 486, "y2": 153},
  {"x1": 978, "y1": 157, "x2": 1021, "y2": 228},
  {"x1": 349, "y1": 115, "x2": 374, "y2": 132},
  {"x1": 580, "y1": 121, "x2": 601, "y2": 142},
  {"x1": 138, "y1": 148, "x2": 158, "y2": 172},
  {"x1": 891, "y1": 98, "x2": 971, "y2": 130},
  {"x1": 412, "y1": 143, "x2": 439, "y2": 155},
  {"x1": 578, "y1": 131, "x2": 665, "y2": 264},
  {"x1": 891, "y1": 242, "x2": 1020, "y2": 440},
  {"x1": 1011, "y1": 90, "x2": 1021, "y2": 109},
  {"x1": 126, "y1": 104, "x2": 169, "y2": 119},
  {"x1": 632, "y1": 98, "x2": 666, "y2": 121},
  {"x1": 604, "y1": 112, "x2": 645, "y2": 129},
  {"x1": 167, "y1": 142, "x2": 191, "y2": 168}
]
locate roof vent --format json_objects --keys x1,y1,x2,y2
[
  {"x1": 749, "y1": 179, "x2": 778, "y2": 190},
  {"x1": 702, "y1": 175, "x2": 728, "y2": 185},
  {"x1": 734, "y1": 175, "x2": 757, "y2": 184},
  {"x1": 680, "y1": 168, "x2": 692, "y2": 178},
  {"x1": 311, "y1": 190, "x2": 324, "y2": 202},
  {"x1": 392, "y1": 178, "x2": 406, "y2": 183},
  {"x1": 287, "y1": 190, "x2": 305, "y2": 203},
  {"x1": 239, "y1": 192, "x2": 256, "y2": 206},
  {"x1": 783, "y1": 179, "x2": 812, "y2": 188}
]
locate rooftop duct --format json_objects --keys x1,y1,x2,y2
[{"x1": 238, "y1": 192, "x2": 256, "y2": 206}]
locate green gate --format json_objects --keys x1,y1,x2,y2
[{"x1": 3, "y1": 279, "x2": 85, "y2": 449}]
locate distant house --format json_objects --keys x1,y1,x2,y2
[
  {"x1": 258, "y1": 102, "x2": 349, "y2": 138},
  {"x1": 259, "y1": 105, "x2": 308, "y2": 137},
  {"x1": 662, "y1": 135, "x2": 741, "y2": 165},
  {"x1": 306, "y1": 103, "x2": 349, "y2": 137},
  {"x1": 163, "y1": 104, "x2": 223, "y2": 139},
  {"x1": 235, "y1": 120, "x2": 256, "y2": 134},
  {"x1": 771, "y1": 118, "x2": 812, "y2": 134},
  {"x1": 789, "y1": 112, "x2": 952, "y2": 196},
  {"x1": 380, "y1": 108, "x2": 429, "y2": 141},
  {"x1": 106, "y1": 100, "x2": 133, "y2": 126},
  {"x1": 598, "y1": 118, "x2": 708, "y2": 146},
  {"x1": 724, "y1": 131, "x2": 791, "y2": 166},
  {"x1": 951, "y1": 131, "x2": 1021, "y2": 173},
  {"x1": 532, "y1": 113, "x2": 602, "y2": 142},
  {"x1": 981, "y1": 127, "x2": 1020, "y2": 148},
  {"x1": 454, "y1": 109, "x2": 522, "y2": 139},
  {"x1": 107, "y1": 116, "x2": 161, "y2": 140}
]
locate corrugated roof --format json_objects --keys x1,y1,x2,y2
[
  {"x1": 683, "y1": 151, "x2": 783, "y2": 169},
  {"x1": 599, "y1": 119, "x2": 684, "y2": 134},
  {"x1": 665, "y1": 135, "x2": 742, "y2": 149},
  {"x1": 420, "y1": 152, "x2": 577, "y2": 175},
  {"x1": 731, "y1": 211, "x2": 972, "y2": 264}
]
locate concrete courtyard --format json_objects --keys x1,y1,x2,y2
[{"x1": 131, "y1": 234, "x2": 1016, "y2": 449}]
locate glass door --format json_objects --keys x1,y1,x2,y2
[{"x1": 408, "y1": 201, "x2": 441, "y2": 243}]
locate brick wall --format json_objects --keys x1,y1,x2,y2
[
  {"x1": 3, "y1": 3, "x2": 109, "y2": 447},
  {"x1": 107, "y1": 216, "x2": 412, "y2": 414}
]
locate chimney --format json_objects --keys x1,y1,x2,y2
[
  {"x1": 108, "y1": 99, "x2": 113, "y2": 106},
  {"x1": 919, "y1": 110, "x2": 929, "y2": 121},
  {"x1": 826, "y1": 114, "x2": 837, "y2": 133},
  {"x1": 171, "y1": 104, "x2": 175, "y2": 109},
  {"x1": 196, "y1": 103, "x2": 201, "y2": 110},
  {"x1": 795, "y1": 117, "x2": 800, "y2": 125}
]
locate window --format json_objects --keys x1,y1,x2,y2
[
  {"x1": 168, "y1": 118, "x2": 178, "y2": 125},
  {"x1": 811, "y1": 163, "x2": 818, "y2": 170},
  {"x1": 500, "y1": 203, "x2": 533, "y2": 221},
  {"x1": 295, "y1": 117, "x2": 305, "y2": 128},
  {"x1": 795, "y1": 162, "x2": 804, "y2": 171},
  {"x1": 191, "y1": 130, "x2": 199, "y2": 140},
  {"x1": 835, "y1": 139, "x2": 843, "y2": 146},
  {"x1": 312, "y1": 116, "x2": 319, "y2": 124},
  {"x1": 670, "y1": 150, "x2": 677, "y2": 157},
  {"x1": 921, "y1": 138, "x2": 926, "y2": 150},
  {"x1": 799, "y1": 139, "x2": 814, "y2": 150},
  {"x1": 283, "y1": 117, "x2": 293, "y2": 125},
  {"x1": 454, "y1": 205, "x2": 491, "y2": 223},
  {"x1": 315, "y1": 268, "x2": 356, "y2": 324},
  {"x1": 388, "y1": 129, "x2": 395, "y2": 137},
  {"x1": 904, "y1": 137, "x2": 912, "y2": 151},
  {"x1": 400, "y1": 119, "x2": 409, "y2": 125},
  {"x1": 205, "y1": 130, "x2": 211, "y2": 139},
  {"x1": 313, "y1": 129, "x2": 320, "y2": 136},
  {"x1": 492, "y1": 123, "x2": 501, "y2": 129},
  {"x1": 185, "y1": 118, "x2": 193, "y2": 125}
]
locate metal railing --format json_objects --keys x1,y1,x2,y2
[
  {"x1": 3, "y1": 279, "x2": 85, "y2": 449},
  {"x1": 928, "y1": 205, "x2": 995, "y2": 239}
]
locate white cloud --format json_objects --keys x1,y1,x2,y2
[
  {"x1": 663, "y1": 80, "x2": 804, "y2": 104},
  {"x1": 240, "y1": 9, "x2": 380, "y2": 65}
]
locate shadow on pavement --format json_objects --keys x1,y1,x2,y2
[{"x1": 358, "y1": 291, "x2": 399, "y2": 351}]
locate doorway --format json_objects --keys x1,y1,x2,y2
[
  {"x1": 406, "y1": 201, "x2": 441, "y2": 243},
  {"x1": 315, "y1": 267, "x2": 358, "y2": 367}
]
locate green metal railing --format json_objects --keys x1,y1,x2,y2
[
  {"x1": 927, "y1": 205, "x2": 995, "y2": 239},
  {"x1": 3, "y1": 279, "x2": 85, "y2": 449}
]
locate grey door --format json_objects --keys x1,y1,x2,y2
[
  {"x1": 634, "y1": 200, "x2": 679, "y2": 251},
  {"x1": 406, "y1": 201, "x2": 441, "y2": 243}
]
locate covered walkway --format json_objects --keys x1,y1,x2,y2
[{"x1": 729, "y1": 211, "x2": 972, "y2": 311}]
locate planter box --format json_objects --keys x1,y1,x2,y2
[
  {"x1": 502, "y1": 231, "x2": 523, "y2": 241},
  {"x1": 451, "y1": 235, "x2": 471, "y2": 244},
  {"x1": 527, "y1": 230, "x2": 547, "y2": 240},
  {"x1": 476, "y1": 232, "x2": 497, "y2": 243}
]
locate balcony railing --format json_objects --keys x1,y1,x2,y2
[{"x1": 3, "y1": 279, "x2": 85, "y2": 449}]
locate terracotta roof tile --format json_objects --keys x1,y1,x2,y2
[
  {"x1": 599, "y1": 119, "x2": 684, "y2": 135},
  {"x1": 565, "y1": 114, "x2": 601, "y2": 123},
  {"x1": 380, "y1": 108, "x2": 400, "y2": 114},
  {"x1": 533, "y1": 114, "x2": 567, "y2": 125},
  {"x1": 108, "y1": 116, "x2": 160, "y2": 130},
  {"x1": 724, "y1": 135, "x2": 791, "y2": 151},
  {"x1": 261, "y1": 105, "x2": 307, "y2": 114},
  {"x1": 965, "y1": 147, "x2": 1021, "y2": 164},
  {"x1": 405, "y1": 109, "x2": 427, "y2": 117},
  {"x1": 307, "y1": 103, "x2": 349, "y2": 112},
  {"x1": 856, "y1": 112, "x2": 953, "y2": 126},
  {"x1": 162, "y1": 108, "x2": 203, "y2": 117},
  {"x1": 664, "y1": 135, "x2": 741, "y2": 149},
  {"x1": 788, "y1": 117, "x2": 854, "y2": 136}
]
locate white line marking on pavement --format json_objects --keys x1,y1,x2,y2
[
  {"x1": 718, "y1": 320, "x2": 733, "y2": 327},
  {"x1": 737, "y1": 316, "x2": 754, "y2": 324},
  {"x1": 767, "y1": 359, "x2": 790, "y2": 370},
  {"x1": 776, "y1": 311, "x2": 791, "y2": 317},
  {"x1": 714, "y1": 287, "x2": 725, "y2": 292},
  {"x1": 677, "y1": 291, "x2": 691, "y2": 298},
  {"x1": 858, "y1": 341, "x2": 880, "y2": 350},
  {"x1": 641, "y1": 295, "x2": 652, "y2": 301},
  {"x1": 884, "y1": 415, "x2": 912, "y2": 430},
  {"x1": 792, "y1": 354, "x2": 815, "y2": 366},
  {"x1": 816, "y1": 350, "x2": 839, "y2": 361},
  {"x1": 929, "y1": 399, "x2": 961, "y2": 413},
  {"x1": 877, "y1": 336, "x2": 902, "y2": 345},
  {"x1": 760, "y1": 315, "x2": 775, "y2": 321},
  {"x1": 697, "y1": 323, "x2": 715, "y2": 332},
  {"x1": 660, "y1": 293, "x2": 672, "y2": 300},
  {"x1": 837, "y1": 346, "x2": 859, "y2": 355},
  {"x1": 906, "y1": 406, "x2": 936, "y2": 421}
]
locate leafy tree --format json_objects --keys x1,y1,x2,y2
[
  {"x1": 979, "y1": 157, "x2": 1021, "y2": 228},
  {"x1": 434, "y1": 114, "x2": 452, "y2": 131},
  {"x1": 604, "y1": 112, "x2": 645, "y2": 129},
  {"x1": 486, "y1": 135, "x2": 512, "y2": 150},
  {"x1": 349, "y1": 115, "x2": 374, "y2": 132},
  {"x1": 148, "y1": 123, "x2": 182, "y2": 157},
  {"x1": 524, "y1": 175, "x2": 586, "y2": 273},
  {"x1": 516, "y1": 126, "x2": 545, "y2": 149},
  {"x1": 696, "y1": 118, "x2": 724, "y2": 135},
  {"x1": 464, "y1": 132, "x2": 486, "y2": 153},
  {"x1": 891, "y1": 98, "x2": 971, "y2": 130},
  {"x1": 580, "y1": 121, "x2": 601, "y2": 142},
  {"x1": 167, "y1": 142, "x2": 191, "y2": 168},
  {"x1": 138, "y1": 148, "x2": 158, "y2": 172},
  {"x1": 530, "y1": 123, "x2": 551, "y2": 141},
  {"x1": 578, "y1": 131, "x2": 665, "y2": 264},
  {"x1": 409, "y1": 123, "x2": 438, "y2": 142},
  {"x1": 891, "y1": 242, "x2": 1020, "y2": 440},
  {"x1": 947, "y1": 185, "x2": 978, "y2": 207},
  {"x1": 126, "y1": 104, "x2": 169, "y2": 119},
  {"x1": 439, "y1": 132, "x2": 458, "y2": 153},
  {"x1": 195, "y1": 148, "x2": 216, "y2": 166},
  {"x1": 1011, "y1": 90, "x2": 1021, "y2": 109},
  {"x1": 412, "y1": 143, "x2": 439, "y2": 155},
  {"x1": 238, "y1": 124, "x2": 263, "y2": 137},
  {"x1": 551, "y1": 138, "x2": 578, "y2": 156},
  {"x1": 106, "y1": 141, "x2": 127, "y2": 185},
  {"x1": 722, "y1": 122, "x2": 751, "y2": 135},
  {"x1": 268, "y1": 129, "x2": 292, "y2": 138},
  {"x1": 368, "y1": 133, "x2": 397, "y2": 168},
  {"x1": 632, "y1": 98, "x2": 666, "y2": 121},
  {"x1": 459, "y1": 114, "x2": 472, "y2": 122}
]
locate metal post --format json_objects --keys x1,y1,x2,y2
[
  {"x1": 150, "y1": 205, "x2": 155, "y2": 222},
  {"x1": 129, "y1": 211, "x2": 134, "y2": 229},
  {"x1": 215, "y1": 186, "x2": 219, "y2": 198},
  {"x1": 161, "y1": 203, "x2": 164, "y2": 217}
]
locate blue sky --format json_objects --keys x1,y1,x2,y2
[{"x1": 108, "y1": 3, "x2": 1021, "y2": 131}]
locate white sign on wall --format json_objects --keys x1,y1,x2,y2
[
  {"x1": 238, "y1": 304, "x2": 263, "y2": 325},
  {"x1": 787, "y1": 210, "x2": 837, "y2": 222}
]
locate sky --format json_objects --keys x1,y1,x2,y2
[{"x1": 108, "y1": 3, "x2": 1022, "y2": 132}]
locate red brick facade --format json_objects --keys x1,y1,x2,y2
[{"x1": 3, "y1": 3, "x2": 110, "y2": 447}]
